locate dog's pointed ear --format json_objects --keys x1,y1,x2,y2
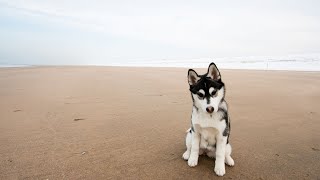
[
  {"x1": 188, "y1": 69, "x2": 200, "y2": 85},
  {"x1": 207, "y1": 62, "x2": 221, "y2": 80}
]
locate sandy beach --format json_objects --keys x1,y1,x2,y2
[{"x1": 0, "y1": 66, "x2": 319, "y2": 179}]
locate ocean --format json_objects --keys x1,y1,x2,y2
[{"x1": 1, "y1": 54, "x2": 320, "y2": 71}]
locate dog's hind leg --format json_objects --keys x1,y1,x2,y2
[
  {"x1": 182, "y1": 132, "x2": 192, "y2": 160},
  {"x1": 225, "y1": 143, "x2": 235, "y2": 166}
]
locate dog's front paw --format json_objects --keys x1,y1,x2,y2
[
  {"x1": 187, "y1": 156, "x2": 198, "y2": 167},
  {"x1": 182, "y1": 151, "x2": 190, "y2": 160},
  {"x1": 214, "y1": 163, "x2": 225, "y2": 176}
]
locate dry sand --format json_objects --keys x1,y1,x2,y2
[{"x1": 0, "y1": 66, "x2": 319, "y2": 180}]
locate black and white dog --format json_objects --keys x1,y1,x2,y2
[{"x1": 182, "y1": 62, "x2": 234, "y2": 176}]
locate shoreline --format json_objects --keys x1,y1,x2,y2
[{"x1": 1, "y1": 64, "x2": 320, "y2": 73}]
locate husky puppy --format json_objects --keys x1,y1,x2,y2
[{"x1": 182, "y1": 62, "x2": 234, "y2": 176}]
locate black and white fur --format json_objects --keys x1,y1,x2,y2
[{"x1": 182, "y1": 62, "x2": 234, "y2": 176}]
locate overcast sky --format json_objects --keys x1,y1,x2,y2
[{"x1": 0, "y1": 0, "x2": 319, "y2": 65}]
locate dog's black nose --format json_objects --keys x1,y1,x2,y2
[{"x1": 206, "y1": 106, "x2": 214, "y2": 113}]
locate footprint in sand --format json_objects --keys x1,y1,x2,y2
[{"x1": 74, "y1": 118, "x2": 85, "y2": 121}]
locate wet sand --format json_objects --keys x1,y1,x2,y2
[{"x1": 0, "y1": 66, "x2": 319, "y2": 179}]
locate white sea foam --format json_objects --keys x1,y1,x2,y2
[
  {"x1": 1, "y1": 54, "x2": 320, "y2": 71},
  {"x1": 0, "y1": 65, "x2": 31, "y2": 68},
  {"x1": 105, "y1": 54, "x2": 320, "y2": 71}
]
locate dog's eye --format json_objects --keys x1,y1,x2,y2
[
  {"x1": 211, "y1": 90, "x2": 217, "y2": 96},
  {"x1": 197, "y1": 92, "x2": 204, "y2": 98}
]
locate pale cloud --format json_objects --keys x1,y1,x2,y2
[{"x1": 0, "y1": 0, "x2": 320, "y2": 65}]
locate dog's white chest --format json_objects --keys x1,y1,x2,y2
[
  {"x1": 192, "y1": 112, "x2": 227, "y2": 150},
  {"x1": 199, "y1": 127, "x2": 218, "y2": 149},
  {"x1": 192, "y1": 110, "x2": 226, "y2": 133}
]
